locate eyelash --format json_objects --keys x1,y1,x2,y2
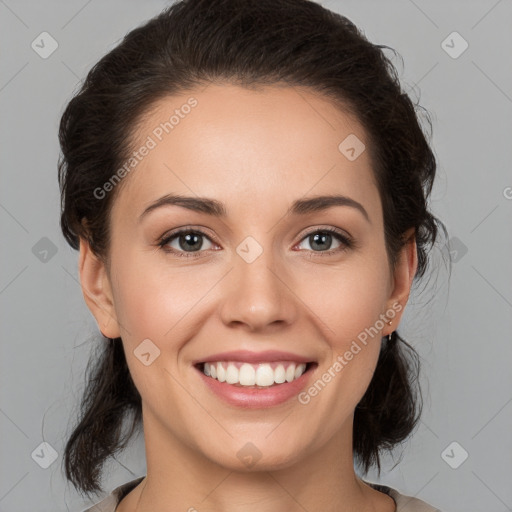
[{"x1": 157, "y1": 227, "x2": 354, "y2": 259}]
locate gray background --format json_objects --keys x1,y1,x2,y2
[{"x1": 1, "y1": 0, "x2": 511, "y2": 511}]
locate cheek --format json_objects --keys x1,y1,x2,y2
[
  {"x1": 109, "y1": 251, "x2": 224, "y2": 398},
  {"x1": 111, "y1": 248, "x2": 213, "y2": 341},
  {"x1": 304, "y1": 251, "x2": 390, "y2": 396},
  {"x1": 309, "y1": 256, "x2": 391, "y2": 341},
  {"x1": 110, "y1": 253, "x2": 199, "y2": 414}
]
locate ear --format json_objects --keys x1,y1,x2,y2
[
  {"x1": 78, "y1": 237, "x2": 121, "y2": 339},
  {"x1": 383, "y1": 227, "x2": 418, "y2": 335}
]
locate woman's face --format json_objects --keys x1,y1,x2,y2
[{"x1": 80, "y1": 83, "x2": 416, "y2": 472}]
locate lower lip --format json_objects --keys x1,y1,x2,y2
[{"x1": 196, "y1": 364, "x2": 316, "y2": 409}]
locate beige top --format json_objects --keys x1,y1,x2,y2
[{"x1": 81, "y1": 476, "x2": 442, "y2": 511}]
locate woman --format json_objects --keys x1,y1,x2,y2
[{"x1": 58, "y1": 0, "x2": 447, "y2": 510}]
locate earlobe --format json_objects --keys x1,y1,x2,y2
[{"x1": 78, "y1": 237, "x2": 121, "y2": 339}]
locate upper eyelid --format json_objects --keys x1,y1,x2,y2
[{"x1": 160, "y1": 226, "x2": 219, "y2": 245}]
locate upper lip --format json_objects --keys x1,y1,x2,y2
[{"x1": 193, "y1": 350, "x2": 315, "y2": 365}]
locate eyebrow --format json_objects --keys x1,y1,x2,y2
[{"x1": 138, "y1": 193, "x2": 370, "y2": 223}]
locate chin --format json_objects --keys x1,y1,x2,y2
[{"x1": 199, "y1": 437, "x2": 307, "y2": 473}]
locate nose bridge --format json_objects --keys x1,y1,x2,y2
[{"x1": 220, "y1": 234, "x2": 296, "y2": 330}]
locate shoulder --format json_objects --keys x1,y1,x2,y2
[
  {"x1": 365, "y1": 480, "x2": 443, "y2": 512},
  {"x1": 388, "y1": 488, "x2": 442, "y2": 512},
  {"x1": 79, "y1": 476, "x2": 145, "y2": 512}
]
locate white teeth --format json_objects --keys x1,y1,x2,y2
[
  {"x1": 294, "y1": 365, "x2": 304, "y2": 379},
  {"x1": 256, "y1": 365, "x2": 274, "y2": 386},
  {"x1": 202, "y1": 362, "x2": 307, "y2": 387},
  {"x1": 217, "y1": 363, "x2": 226, "y2": 382},
  {"x1": 285, "y1": 364, "x2": 296, "y2": 383},
  {"x1": 239, "y1": 363, "x2": 256, "y2": 385},
  {"x1": 225, "y1": 364, "x2": 238, "y2": 384},
  {"x1": 274, "y1": 364, "x2": 286, "y2": 384}
]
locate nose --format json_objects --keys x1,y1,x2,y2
[{"x1": 219, "y1": 245, "x2": 298, "y2": 332}]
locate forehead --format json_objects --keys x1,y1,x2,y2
[{"x1": 111, "y1": 83, "x2": 380, "y2": 224}]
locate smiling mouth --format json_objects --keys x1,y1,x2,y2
[{"x1": 195, "y1": 361, "x2": 317, "y2": 388}]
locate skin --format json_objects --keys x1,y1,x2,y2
[{"x1": 79, "y1": 83, "x2": 417, "y2": 512}]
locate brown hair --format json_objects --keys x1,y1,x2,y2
[{"x1": 58, "y1": 0, "x2": 447, "y2": 496}]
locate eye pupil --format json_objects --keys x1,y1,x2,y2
[
  {"x1": 180, "y1": 233, "x2": 202, "y2": 251},
  {"x1": 310, "y1": 232, "x2": 332, "y2": 251}
]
